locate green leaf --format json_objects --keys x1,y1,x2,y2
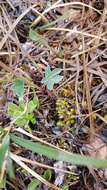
[
  {"x1": 28, "y1": 113, "x2": 36, "y2": 124},
  {"x1": 8, "y1": 103, "x2": 32, "y2": 126},
  {"x1": 63, "y1": 185, "x2": 69, "y2": 190},
  {"x1": 45, "y1": 66, "x2": 51, "y2": 78},
  {"x1": 7, "y1": 155, "x2": 15, "y2": 179},
  {"x1": 8, "y1": 103, "x2": 28, "y2": 126},
  {"x1": 0, "y1": 176, "x2": 6, "y2": 188},
  {"x1": 16, "y1": 117, "x2": 28, "y2": 126},
  {"x1": 11, "y1": 134, "x2": 107, "y2": 168},
  {"x1": 29, "y1": 29, "x2": 48, "y2": 47},
  {"x1": 8, "y1": 103, "x2": 24, "y2": 117},
  {"x1": 51, "y1": 75, "x2": 63, "y2": 84},
  {"x1": 43, "y1": 169, "x2": 52, "y2": 181},
  {"x1": 46, "y1": 81, "x2": 54, "y2": 91},
  {"x1": 28, "y1": 96, "x2": 39, "y2": 113},
  {"x1": 27, "y1": 169, "x2": 52, "y2": 190},
  {"x1": 28, "y1": 178, "x2": 40, "y2": 190},
  {"x1": 0, "y1": 134, "x2": 10, "y2": 168},
  {"x1": 8, "y1": 96, "x2": 39, "y2": 126},
  {"x1": 12, "y1": 79, "x2": 24, "y2": 99},
  {"x1": 41, "y1": 66, "x2": 63, "y2": 90},
  {"x1": 0, "y1": 127, "x2": 5, "y2": 133}
]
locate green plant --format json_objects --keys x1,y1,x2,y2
[
  {"x1": 56, "y1": 98, "x2": 75, "y2": 127},
  {"x1": 29, "y1": 11, "x2": 71, "y2": 48},
  {"x1": 8, "y1": 78, "x2": 39, "y2": 127},
  {"x1": 43, "y1": 169, "x2": 52, "y2": 181},
  {"x1": 0, "y1": 132, "x2": 14, "y2": 188},
  {"x1": 28, "y1": 169, "x2": 52, "y2": 190},
  {"x1": 8, "y1": 96, "x2": 39, "y2": 126},
  {"x1": 63, "y1": 185, "x2": 69, "y2": 190},
  {"x1": 28, "y1": 178, "x2": 40, "y2": 190},
  {"x1": 41, "y1": 66, "x2": 63, "y2": 90},
  {"x1": 0, "y1": 134, "x2": 10, "y2": 168}
]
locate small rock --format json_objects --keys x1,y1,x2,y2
[{"x1": 54, "y1": 161, "x2": 64, "y2": 186}]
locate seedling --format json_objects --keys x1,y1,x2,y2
[
  {"x1": 8, "y1": 96, "x2": 39, "y2": 127},
  {"x1": 8, "y1": 79, "x2": 39, "y2": 127}
]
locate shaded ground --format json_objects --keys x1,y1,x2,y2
[{"x1": 0, "y1": 0, "x2": 107, "y2": 189}]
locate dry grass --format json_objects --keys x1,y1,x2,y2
[{"x1": 0, "y1": 0, "x2": 107, "y2": 189}]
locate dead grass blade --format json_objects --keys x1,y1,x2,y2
[
  {"x1": 44, "y1": 27, "x2": 107, "y2": 42},
  {"x1": 5, "y1": 0, "x2": 15, "y2": 10},
  {"x1": 75, "y1": 56, "x2": 81, "y2": 116},
  {"x1": 0, "y1": 4, "x2": 38, "y2": 50},
  {"x1": 31, "y1": 0, "x2": 62, "y2": 27},
  {"x1": 95, "y1": 5, "x2": 107, "y2": 46},
  {"x1": 96, "y1": 113, "x2": 107, "y2": 125},
  {"x1": 31, "y1": 1, "x2": 101, "y2": 29},
  {"x1": 82, "y1": 36, "x2": 94, "y2": 137},
  {"x1": 72, "y1": 41, "x2": 106, "y2": 58},
  {"x1": 17, "y1": 156, "x2": 77, "y2": 175},
  {"x1": 0, "y1": 60, "x2": 14, "y2": 74},
  {"x1": 47, "y1": 2, "x2": 102, "y2": 15},
  {"x1": 14, "y1": 127, "x2": 67, "y2": 152}
]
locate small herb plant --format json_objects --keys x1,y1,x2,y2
[
  {"x1": 28, "y1": 169, "x2": 52, "y2": 190},
  {"x1": 41, "y1": 66, "x2": 63, "y2": 90},
  {"x1": 8, "y1": 96, "x2": 39, "y2": 126},
  {"x1": 8, "y1": 79, "x2": 39, "y2": 126},
  {"x1": 56, "y1": 98, "x2": 75, "y2": 127}
]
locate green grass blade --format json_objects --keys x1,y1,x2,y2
[
  {"x1": 7, "y1": 155, "x2": 15, "y2": 179},
  {"x1": 29, "y1": 29, "x2": 48, "y2": 47},
  {"x1": 0, "y1": 134, "x2": 10, "y2": 168},
  {"x1": 35, "y1": 12, "x2": 69, "y2": 30},
  {"x1": 11, "y1": 134, "x2": 107, "y2": 168}
]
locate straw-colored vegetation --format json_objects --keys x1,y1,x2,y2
[{"x1": 0, "y1": 0, "x2": 107, "y2": 189}]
